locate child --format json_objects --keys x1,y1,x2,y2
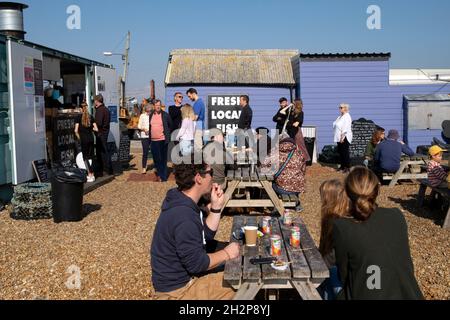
[
  {"x1": 318, "y1": 179, "x2": 350, "y2": 300},
  {"x1": 427, "y1": 145, "x2": 449, "y2": 188},
  {"x1": 176, "y1": 104, "x2": 196, "y2": 156}
]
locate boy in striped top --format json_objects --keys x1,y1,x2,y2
[{"x1": 427, "y1": 145, "x2": 449, "y2": 188}]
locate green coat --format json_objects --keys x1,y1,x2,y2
[{"x1": 333, "y1": 208, "x2": 424, "y2": 300}]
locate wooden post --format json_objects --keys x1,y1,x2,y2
[{"x1": 150, "y1": 80, "x2": 155, "y2": 100}]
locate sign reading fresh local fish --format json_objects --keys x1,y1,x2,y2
[{"x1": 208, "y1": 95, "x2": 244, "y2": 133}]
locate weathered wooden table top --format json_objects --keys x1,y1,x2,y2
[{"x1": 224, "y1": 215, "x2": 329, "y2": 290}]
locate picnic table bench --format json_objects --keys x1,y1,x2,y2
[
  {"x1": 222, "y1": 167, "x2": 295, "y2": 214},
  {"x1": 224, "y1": 215, "x2": 329, "y2": 300},
  {"x1": 417, "y1": 179, "x2": 450, "y2": 229},
  {"x1": 382, "y1": 155, "x2": 429, "y2": 187}
]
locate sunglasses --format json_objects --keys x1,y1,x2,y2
[
  {"x1": 176, "y1": 96, "x2": 183, "y2": 99},
  {"x1": 199, "y1": 169, "x2": 214, "y2": 177}
]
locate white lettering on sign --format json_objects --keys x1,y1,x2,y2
[
  {"x1": 216, "y1": 124, "x2": 239, "y2": 132},
  {"x1": 211, "y1": 110, "x2": 241, "y2": 120},
  {"x1": 211, "y1": 96, "x2": 240, "y2": 106}
]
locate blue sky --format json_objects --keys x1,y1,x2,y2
[{"x1": 23, "y1": 0, "x2": 450, "y2": 100}]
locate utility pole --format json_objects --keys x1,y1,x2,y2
[{"x1": 121, "y1": 31, "x2": 131, "y2": 110}]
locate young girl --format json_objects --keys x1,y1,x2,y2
[
  {"x1": 427, "y1": 145, "x2": 449, "y2": 188},
  {"x1": 176, "y1": 104, "x2": 196, "y2": 156},
  {"x1": 75, "y1": 103, "x2": 98, "y2": 182},
  {"x1": 318, "y1": 179, "x2": 350, "y2": 300}
]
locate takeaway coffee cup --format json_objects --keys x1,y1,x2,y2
[{"x1": 244, "y1": 226, "x2": 258, "y2": 247}]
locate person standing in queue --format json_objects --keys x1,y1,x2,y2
[
  {"x1": 333, "y1": 103, "x2": 353, "y2": 173},
  {"x1": 94, "y1": 94, "x2": 113, "y2": 177},
  {"x1": 75, "y1": 102, "x2": 99, "y2": 182},
  {"x1": 150, "y1": 100, "x2": 173, "y2": 182}
]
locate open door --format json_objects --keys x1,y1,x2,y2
[
  {"x1": 7, "y1": 40, "x2": 46, "y2": 185},
  {"x1": 94, "y1": 66, "x2": 119, "y2": 149}
]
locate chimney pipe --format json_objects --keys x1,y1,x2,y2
[
  {"x1": 150, "y1": 80, "x2": 155, "y2": 100},
  {"x1": 0, "y1": 2, "x2": 28, "y2": 40}
]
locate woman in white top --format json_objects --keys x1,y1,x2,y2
[
  {"x1": 138, "y1": 104, "x2": 153, "y2": 174},
  {"x1": 176, "y1": 104, "x2": 196, "y2": 156},
  {"x1": 333, "y1": 103, "x2": 353, "y2": 172}
]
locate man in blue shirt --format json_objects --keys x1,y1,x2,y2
[
  {"x1": 374, "y1": 129, "x2": 415, "y2": 174},
  {"x1": 186, "y1": 88, "x2": 205, "y2": 130}
]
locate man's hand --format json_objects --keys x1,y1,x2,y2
[
  {"x1": 224, "y1": 242, "x2": 240, "y2": 260},
  {"x1": 210, "y1": 183, "x2": 225, "y2": 211}
]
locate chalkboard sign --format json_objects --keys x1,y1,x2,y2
[
  {"x1": 208, "y1": 95, "x2": 243, "y2": 134},
  {"x1": 349, "y1": 118, "x2": 377, "y2": 158},
  {"x1": 32, "y1": 159, "x2": 50, "y2": 183},
  {"x1": 119, "y1": 134, "x2": 130, "y2": 162},
  {"x1": 53, "y1": 114, "x2": 79, "y2": 165}
]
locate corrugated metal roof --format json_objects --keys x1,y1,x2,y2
[
  {"x1": 300, "y1": 52, "x2": 391, "y2": 61},
  {"x1": 165, "y1": 49, "x2": 299, "y2": 86}
]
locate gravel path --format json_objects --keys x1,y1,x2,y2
[{"x1": 0, "y1": 157, "x2": 449, "y2": 300}]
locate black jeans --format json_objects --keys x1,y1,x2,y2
[
  {"x1": 337, "y1": 138, "x2": 351, "y2": 169},
  {"x1": 80, "y1": 136, "x2": 94, "y2": 174},
  {"x1": 141, "y1": 138, "x2": 150, "y2": 170},
  {"x1": 151, "y1": 140, "x2": 169, "y2": 181},
  {"x1": 96, "y1": 133, "x2": 113, "y2": 175}
]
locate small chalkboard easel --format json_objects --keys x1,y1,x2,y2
[{"x1": 32, "y1": 159, "x2": 50, "y2": 183}]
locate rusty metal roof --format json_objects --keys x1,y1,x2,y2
[{"x1": 165, "y1": 49, "x2": 299, "y2": 86}]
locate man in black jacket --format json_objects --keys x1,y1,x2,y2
[
  {"x1": 237, "y1": 95, "x2": 253, "y2": 131},
  {"x1": 94, "y1": 94, "x2": 113, "y2": 176},
  {"x1": 151, "y1": 159, "x2": 240, "y2": 300},
  {"x1": 168, "y1": 92, "x2": 184, "y2": 133},
  {"x1": 273, "y1": 97, "x2": 289, "y2": 134}
]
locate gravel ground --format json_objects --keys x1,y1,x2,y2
[{"x1": 0, "y1": 156, "x2": 449, "y2": 300}]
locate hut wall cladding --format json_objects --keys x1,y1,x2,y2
[
  {"x1": 165, "y1": 86, "x2": 291, "y2": 130},
  {"x1": 300, "y1": 60, "x2": 450, "y2": 151}
]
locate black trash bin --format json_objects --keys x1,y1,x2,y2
[
  {"x1": 51, "y1": 167, "x2": 87, "y2": 223},
  {"x1": 304, "y1": 137, "x2": 316, "y2": 166}
]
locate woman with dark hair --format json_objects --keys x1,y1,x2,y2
[
  {"x1": 364, "y1": 127, "x2": 385, "y2": 168},
  {"x1": 286, "y1": 99, "x2": 304, "y2": 139},
  {"x1": 318, "y1": 179, "x2": 350, "y2": 300},
  {"x1": 333, "y1": 167, "x2": 423, "y2": 300},
  {"x1": 75, "y1": 103, "x2": 98, "y2": 182}
]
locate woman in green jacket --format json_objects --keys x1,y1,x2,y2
[{"x1": 333, "y1": 167, "x2": 423, "y2": 300}]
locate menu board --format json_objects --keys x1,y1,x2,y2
[
  {"x1": 53, "y1": 114, "x2": 79, "y2": 165},
  {"x1": 349, "y1": 118, "x2": 377, "y2": 158},
  {"x1": 119, "y1": 134, "x2": 130, "y2": 162}
]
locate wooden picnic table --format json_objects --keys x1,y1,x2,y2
[
  {"x1": 221, "y1": 166, "x2": 296, "y2": 214},
  {"x1": 224, "y1": 215, "x2": 329, "y2": 300},
  {"x1": 383, "y1": 154, "x2": 429, "y2": 187}
]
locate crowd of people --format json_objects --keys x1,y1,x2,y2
[
  {"x1": 114, "y1": 90, "x2": 442, "y2": 301},
  {"x1": 73, "y1": 90, "x2": 443, "y2": 300}
]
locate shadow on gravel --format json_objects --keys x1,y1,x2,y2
[
  {"x1": 388, "y1": 194, "x2": 446, "y2": 227},
  {"x1": 82, "y1": 204, "x2": 102, "y2": 219}
]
